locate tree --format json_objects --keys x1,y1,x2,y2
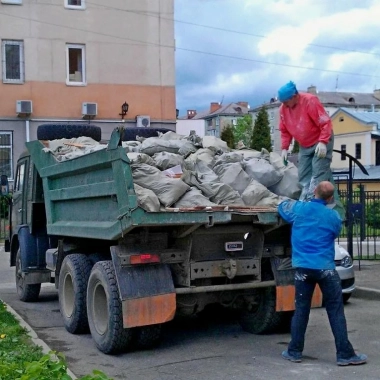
[
  {"x1": 233, "y1": 114, "x2": 253, "y2": 148},
  {"x1": 292, "y1": 139, "x2": 300, "y2": 153},
  {"x1": 250, "y1": 106, "x2": 272, "y2": 152},
  {"x1": 220, "y1": 124, "x2": 235, "y2": 149}
]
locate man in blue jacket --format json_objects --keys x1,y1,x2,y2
[{"x1": 278, "y1": 181, "x2": 367, "y2": 366}]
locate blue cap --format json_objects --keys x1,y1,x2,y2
[{"x1": 278, "y1": 81, "x2": 298, "y2": 102}]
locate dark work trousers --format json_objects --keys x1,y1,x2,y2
[{"x1": 288, "y1": 268, "x2": 356, "y2": 360}]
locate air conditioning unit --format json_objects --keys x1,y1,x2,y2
[
  {"x1": 136, "y1": 115, "x2": 151, "y2": 128},
  {"x1": 82, "y1": 102, "x2": 98, "y2": 117},
  {"x1": 16, "y1": 100, "x2": 33, "y2": 115}
]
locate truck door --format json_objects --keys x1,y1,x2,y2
[{"x1": 12, "y1": 157, "x2": 29, "y2": 230}]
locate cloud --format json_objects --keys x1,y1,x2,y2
[{"x1": 174, "y1": 0, "x2": 380, "y2": 114}]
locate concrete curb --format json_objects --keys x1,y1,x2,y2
[
  {"x1": 4, "y1": 303, "x2": 77, "y2": 380},
  {"x1": 352, "y1": 286, "x2": 380, "y2": 301}
]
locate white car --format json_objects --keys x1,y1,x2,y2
[{"x1": 335, "y1": 242, "x2": 355, "y2": 303}]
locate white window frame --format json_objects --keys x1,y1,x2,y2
[
  {"x1": 2, "y1": 40, "x2": 24, "y2": 84},
  {"x1": 64, "y1": 0, "x2": 85, "y2": 9},
  {"x1": 65, "y1": 44, "x2": 86, "y2": 86},
  {"x1": 1, "y1": 0, "x2": 22, "y2": 4}
]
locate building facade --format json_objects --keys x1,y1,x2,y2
[
  {"x1": 181, "y1": 101, "x2": 250, "y2": 138},
  {"x1": 0, "y1": 0, "x2": 176, "y2": 181}
]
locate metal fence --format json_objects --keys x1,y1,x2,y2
[{"x1": 338, "y1": 190, "x2": 380, "y2": 260}]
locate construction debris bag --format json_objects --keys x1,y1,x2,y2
[
  {"x1": 241, "y1": 179, "x2": 274, "y2": 206},
  {"x1": 158, "y1": 131, "x2": 185, "y2": 140},
  {"x1": 173, "y1": 187, "x2": 217, "y2": 208},
  {"x1": 213, "y1": 152, "x2": 244, "y2": 166},
  {"x1": 131, "y1": 163, "x2": 190, "y2": 207},
  {"x1": 213, "y1": 162, "x2": 251, "y2": 194},
  {"x1": 153, "y1": 152, "x2": 184, "y2": 170},
  {"x1": 181, "y1": 169, "x2": 244, "y2": 206},
  {"x1": 243, "y1": 158, "x2": 283, "y2": 188},
  {"x1": 184, "y1": 159, "x2": 219, "y2": 183},
  {"x1": 140, "y1": 137, "x2": 197, "y2": 157},
  {"x1": 269, "y1": 152, "x2": 301, "y2": 199},
  {"x1": 186, "y1": 148, "x2": 216, "y2": 165},
  {"x1": 202, "y1": 136, "x2": 229, "y2": 152},
  {"x1": 127, "y1": 152, "x2": 155, "y2": 166},
  {"x1": 134, "y1": 184, "x2": 160, "y2": 212}
]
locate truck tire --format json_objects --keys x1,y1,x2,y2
[
  {"x1": 87, "y1": 261, "x2": 133, "y2": 354},
  {"x1": 238, "y1": 287, "x2": 281, "y2": 334},
  {"x1": 134, "y1": 325, "x2": 162, "y2": 349},
  {"x1": 122, "y1": 127, "x2": 172, "y2": 141},
  {"x1": 37, "y1": 124, "x2": 102, "y2": 142},
  {"x1": 15, "y1": 249, "x2": 41, "y2": 302},
  {"x1": 59, "y1": 254, "x2": 92, "y2": 334}
]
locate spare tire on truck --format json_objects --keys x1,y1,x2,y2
[
  {"x1": 122, "y1": 127, "x2": 172, "y2": 141},
  {"x1": 37, "y1": 124, "x2": 102, "y2": 142}
]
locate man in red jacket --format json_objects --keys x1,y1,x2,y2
[{"x1": 278, "y1": 81, "x2": 344, "y2": 218}]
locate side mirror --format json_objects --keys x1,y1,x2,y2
[{"x1": 1, "y1": 175, "x2": 9, "y2": 196}]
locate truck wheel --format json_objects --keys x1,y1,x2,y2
[
  {"x1": 87, "y1": 261, "x2": 133, "y2": 354},
  {"x1": 15, "y1": 249, "x2": 41, "y2": 302},
  {"x1": 37, "y1": 124, "x2": 102, "y2": 142},
  {"x1": 122, "y1": 127, "x2": 172, "y2": 141},
  {"x1": 59, "y1": 254, "x2": 92, "y2": 334},
  {"x1": 238, "y1": 287, "x2": 281, "y2": 334},
  {"x1": 134, "y1": 325, "x2": 162, "y2": 349}
]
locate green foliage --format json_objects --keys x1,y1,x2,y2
[
  {"x1": 0, "y1": 193, "x2": 11, "y2": 218},
  {"x1": 233, "y1": 114, "x2": 253, "y2": 147},
  {"x1": 366, "y1": 200, "x2": 380, "y2": 229},
  {"x1": 292, "y1": 139, "x2": 300, "y2": 153},
  {"x1": 0, "y1": 301, "x2": 113, "y2": 380},
  {"x1": 220, "y1": 124, "x2": 235, "y2": 148},
  {"x1": 250, "y1": 106, "x2": 272, "y2": 152}
]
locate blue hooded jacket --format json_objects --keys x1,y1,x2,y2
[{"x1": 278, "y1": 198, "x2": 342, "y2": 270}]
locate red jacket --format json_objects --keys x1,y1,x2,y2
[{"x1": 279, "y1": 92, "x2": 332, "y2": 149}]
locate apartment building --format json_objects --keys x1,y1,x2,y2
[{"x1": 0, "y1": 0, "x2": 176, "y2": 181}]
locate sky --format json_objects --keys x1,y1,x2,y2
[{"x1": 174, "y1": 0, "x2": 380, "y2": 116}]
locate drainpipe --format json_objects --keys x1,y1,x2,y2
[{"x1": 25, "y1": 119, "x2": 30, "y2": 142}]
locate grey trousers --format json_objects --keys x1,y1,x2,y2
[{"x1": 298, "y1": 134, "x2": 345, "y2": 219}]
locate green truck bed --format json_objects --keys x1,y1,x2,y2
[{"x1": 26, "y1": 129, "x2": 279, "y2": 241}]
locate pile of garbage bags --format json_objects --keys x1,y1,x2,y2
[{"x1": 43, "y1": 130, "x2": 301, "y2": 212}]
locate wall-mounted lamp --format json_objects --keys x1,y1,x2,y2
[{"x1": 119, "y1": 101, "x2": 129, "y2": 120}]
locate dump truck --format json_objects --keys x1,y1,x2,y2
[{"x1": 4, "y1": 124, "x2": 322, "y2": 354}]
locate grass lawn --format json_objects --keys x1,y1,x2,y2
[{"x1": 0, "y1": 300, "x2": 112, "y2": 380}]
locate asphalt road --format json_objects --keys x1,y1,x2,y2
[{"x1": 1, "y1": 248, "x2": 379, "y2": 380}]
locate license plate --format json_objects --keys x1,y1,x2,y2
[{"x1": 225, "y1": 241, "x2": 243, "y2": 251}]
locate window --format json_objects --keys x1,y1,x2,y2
[
  {"x1": 341, "y1": 144, "x2": 346, "y2": 161},
  {"x1": 339, "y1": 116, "x2": 344, "y2": 122},
  {"x1": 0, "y1": 133, "x2": 13, "y2": 180},
  {"x1": 64, "y1": 0, "x2": 85, "y2": 9},
  {"x1": 66, "y1": 44, "x2": 86, "y2": 85},
  {"x1": 355, "y1": 143, "x2": 361, "y2": 159},
  {"x1": 2, "y1": 40, "x2": 24, "y2": 83},
  {"x1": 232, "y1": 119, "x2": 237, "y2": 126}
]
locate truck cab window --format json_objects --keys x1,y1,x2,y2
[{"x1": 15, "y1": 162, "x2": 26, "y2": 192}]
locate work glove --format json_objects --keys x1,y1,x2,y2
[
  {"x1": 281, "y1": 149, "x2": 288, "y2": 166},
  {"x1": 315, "y1": 142, "x2": 327, "y2": 158}
]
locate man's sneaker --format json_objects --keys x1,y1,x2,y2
[
  {"x1": 282, "y1": 350, "x2": 302, "y2": 363},
  {"x1": 337, "y1": 354, "x2": 367, "y2": 366}
]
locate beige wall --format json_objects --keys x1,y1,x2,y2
[
  {"x1": 332, "y1": 110, "x2": 373, "y2": 135},
  {"x1": 332, "y1": 133, "x2": 371, "y2": 168},
  {"x1": 0, "y1": 0, "x2": 176, "y2": 120}
]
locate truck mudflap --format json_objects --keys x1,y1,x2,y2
[
  {"x1": 270, "y1": 257, "x2": 323, "y2": 311},
  {"x1": 111, "y1": 247, "x2": 176, "y2": 328},
  {"x1": 275, "y1": 285, "x2": 323, "y2": 312}
]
